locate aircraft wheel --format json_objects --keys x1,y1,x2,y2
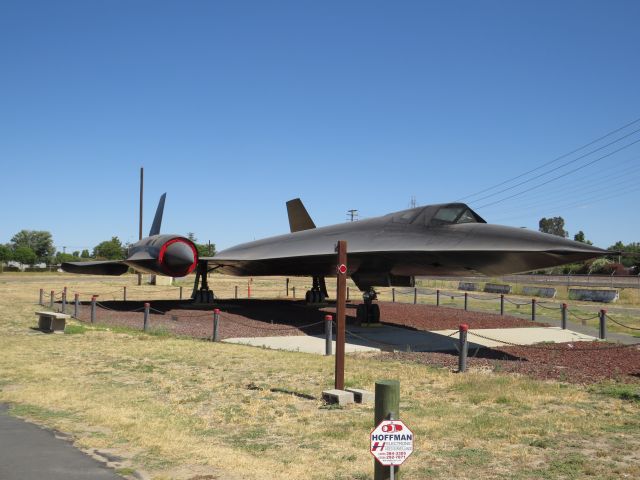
[
  {"x1": 369, "y1": 304, "x2": 380, "y2": 323},
  {"x1": 305, "y1": 290, "x2": 313, "y2": 303},
  {"x1": 317, "y1": 292, "x2": 326, "y2": 303},
  {"x1": 356, "y1": 304, "x2": 366, "y2": 324}
]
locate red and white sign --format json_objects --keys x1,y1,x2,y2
[
  {"x1": 370, "y1": 419, "x2": 414, "y2": 466},
  {"x1": 337, "y1": 263, "x2": 347, "y2": 275}
]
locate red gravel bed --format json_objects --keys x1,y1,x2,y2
[
  {"x1": 68, "y1": 299, "x2": 639, "y2": 384},
  {"x1": 388, "y1": 342, "x2": 640, "y2": 384}
]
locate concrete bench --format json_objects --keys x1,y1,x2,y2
[
  {"x1": 522, "y1": 286, "x2": 557, "y2": 298},
  {"x1": 458, "y1": 282, "x2": 478, "y2": 291},
  {"x1": 35, "y1": 311, "x2": 70, "y2": 333},
  {"x1": 484, "y1": 283, "x2": 512, "y2": 294},
  {"x1": 568, "y1": 289, "x2": 619, "y2": 303}
]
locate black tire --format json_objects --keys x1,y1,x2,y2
[
  {"x1": 318, "y1": 292, "x2": 326, "y2": 304},
  {"x1": 305, "y1": 290, "x2": 313, "y2": 303},
  {"x1": 356, "y1": 304, "x2": 365, "y2": 324},
  {"x1": 370, "y1": 303, "x2": 380, "y2": 323}
]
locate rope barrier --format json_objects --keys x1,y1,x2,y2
[
  {"x1": 504, "y1": 297, "x2": 532, "y2": 306},
  {"x1": 536, "y1": 303, "x2": 560, "y2": 311},
  {"x1": 567, "y1": 310, "x2": 600, "y2": 322},
  {"x1": 606, "y1": 314, "x2": 640, "y2": 331},
  {"x1": 219, "y1": 313, "x2": 324, "y2": 332},
  {"x1": 95, "y1": 302, "x2": 145, "y2": 313}
]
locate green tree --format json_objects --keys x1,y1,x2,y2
[
  {"x1": 80, "y1": 249, "x2": 91, "y2": 258},
  {"x1": 93, "y1": 237, "x2": 125, "y2": 260},
  {"x1": 72, "y1": 251, "x2": 80, "y2": 257},
  {"x1": 186, "y1": 233, "x2": 215, "y2": 257},
  {"x1": 608, "y1": 241, "x2": 640, "y2": 267},
  {"x1": 573, "y1": 231, "x2": 593, "y2": 245},
  {"x1": 0, "y1": 244, "x2": 12, "y2": 264},
  {"x1": 13, "y1": 246, "x2": 37, "y2": 265},
  {"x1": 10, "y1": 230, "x2": 55, "y2": 261},
  {"x1": 538, "y1": 217, "x2": 568, "y2": 237}
]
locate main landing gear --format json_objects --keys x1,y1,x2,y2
[
  {"x1": 356, "y1": 289, "x2": 380, "y2": 324},
  {"x1": 305, "y1": 276, "x2": 328, "y2": 304},
  {"x1": 191, "y1": 260, "x2": 215, "y2": 304}
]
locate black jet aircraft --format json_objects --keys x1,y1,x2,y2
[{"x1": 63, "y1": 195, "x2": 608, "y2": 321}]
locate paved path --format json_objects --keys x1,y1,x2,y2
[
  {"x1": 224, "y1": 325, "x2": 599, "y2": 354},
  {"x1": 0, "y1": 405, "x2": 122, "y2": 480}
]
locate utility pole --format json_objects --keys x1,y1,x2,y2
[
  {"x1": 347, "y1": 209, "x2": 358, "y2": 222},
  {"x1": 409, "y1": 196, "x2": 416, "y2": 208},
  {"x1": 138, "y1": 167, "x2": 143, "y2": 286}
]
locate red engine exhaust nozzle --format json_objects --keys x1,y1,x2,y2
[{"x1": 158, "y1": 237, "x2": 198, "y2": 277}]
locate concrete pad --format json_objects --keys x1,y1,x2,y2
[
  {"x1": 431, "y1": 327, "x2": 598, "y2": 348},
  {"x1": 224, "y1": 335, "x2": 379, "y2": 354},
  {"x1": 322, "y1": 389, "x2": 354, "y2": 406},
  {"x1": 346, "y1": 388, "x2": 374, "y2": 404}
]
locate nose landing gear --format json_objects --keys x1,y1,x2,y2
[{"x1": 304, "y1": 276, "x2": 328, "y2": 304}]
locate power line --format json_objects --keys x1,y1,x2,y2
[
  {"x1": 474, "y1": 136, "x2": 640, "y2": 209},
  {"x1": 458, "y1": 116, "x2": 640, "y2": 201}
]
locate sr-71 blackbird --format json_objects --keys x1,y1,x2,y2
[{"x1": 63, "y1": 195, "x2": 608, "y2": 320}]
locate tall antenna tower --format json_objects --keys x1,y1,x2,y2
[
  {"x1": 409, "y1": 195, "x2": 417, "y2": 208},
  {"x1": 347, "y1": 209, "x2": 359, "y2": 222}
]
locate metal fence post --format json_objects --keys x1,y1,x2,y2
[
  {"x1": 561, "y1": 303, "x2": 567, "y2": 329},
  {"x1": 599, "y1": 309, "x2": 607, "y2": 340},
  {"x1": 464, "y1": 292, "x2": 468, "y2": 311},
  {"x1": 235, "y1": 285, "x2": 238, "y2": 299},
  {"x1": 392, "y1": 288, "x2": 395, "y2": 303},
  {"x1": 531, "y1": 298, "x2": 536, "y2": 322},
  {"x1": 143, "y1": 303, "x2": 150, "y2": 332},
  {"x1": 413, "y1": 287, "x2": 417, "y2": 305},
  {"x1": 213, "y1": 308, "x2": 220, "y2": 342},
  {"x1": 91, "y1": 296, "x2": 97, "y2": 323},
  {"x1": 74, "y1": 293, "x2": 79, "y2": 318},
  {"x1": 292, "y1": 286, "x2": 295, "y2": 299},
  {"x1": 458, "y1": 324, "x2": 469, "y2": 373},
  {"x1": 123, "y1": 286, "x2": 127, "y2": 301},
  {"x1": 179, "y1": 286, "x2": 183, "y2": 300},
  {"x1": 247, "y1": 282, "x2": 251, "y2": 298},
  {"x1": 286, "y1": 278, "x2": 289, "y2": 297},
  {"x1": 39, "y1": 288, "x2": 44, "y2": 305},
  {"x1": 436, "y1": 289, "x2": 440, "y2": 307},
  {"x1": 325, "y1": 314, "x2": 333, "y2": 356},
  {"x1": 61, "y1": 290, "x2": 67, "y2": 314},
  {"x1": 50, "y1": 290, "x2": 55, "y2": 309},
  {"x1": 500, "y1": 294, "x2": 504, "y2": 315}
]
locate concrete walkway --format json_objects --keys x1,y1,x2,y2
[
  {"x1": 224, "y1": 325, "x2": 599, "y2": 354},
  {"x1": 0, "y1": 405, "x2": 122, "y2": 480}
]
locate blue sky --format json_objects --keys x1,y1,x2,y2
[{"x1": 1, "y1": 0, "x2": 639, "y2": 253}]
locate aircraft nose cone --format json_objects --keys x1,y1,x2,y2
[{"x1": 163, "y1": 241, "x2": 197, "y2": 276}]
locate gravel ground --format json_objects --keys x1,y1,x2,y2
[{"x1": 69, "y1": 299, "x2": 640, "y2": 384}]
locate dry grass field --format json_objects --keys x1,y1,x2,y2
[{"x1": 1, "y1": 273, "x2": 640, "y2": 479}]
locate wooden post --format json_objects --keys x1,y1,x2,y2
[
  {"x1": 374, "y1": 380, "x2": 400, "y2": 480},
  {"x1": 179, "y1": 286, "x2": 183, "y2": 300},
  {"x1": 138, "y1": 166, "x2": 143, "y2": 286},
  {"x1": 39, "y1": 288, "x2": 44, "y2": 306},
  {"x1": 123, "y1": 286, "x2": 127, "y2": 301},
  {"x1": 61, "y1": 289, "x2": 67, "y2": 314},
  {"x1": 335, "y1": 240, "x2": 347, "y2": 390},
  {"x1": 392, "y1": 288, "x2": 395, "y2": 303},
  {"x1": 50, "y1": 290, "x2": 54, "y2": 309}
]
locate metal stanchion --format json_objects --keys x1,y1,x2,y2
[
  {"x1": 500, "y1": 294, "x2": 504, "y2": 315},
  {"x1": 74, "y1": 293, "x2": 79, "y2": 318},
  {"x1": 531, "y1": 298, "x2": 537, "y2": 321},
  {"x1": 392, "y1": 288, "x2": 395, "y2": 303},
  {"x1": 179, "y1": 286, "x2": 183, "y2": 300},
  {"x1": 213, "y1": 308, "x2": 220, "y2": 342},
  {"x1": 413, "y1": 288, "x2": 417, "y2": 305},
  {"x1": 39, "y1": 288, "x2": 44, "y2": 306},
  {"x1": 436, "y1": 289, "x2": 440, "y2": 307},
  {"x1": 50, "y1": 290, "x2": 55, "y2": 309},
  {"x1": 464, "y1": 292, "x2": 468, "y2": 311},
  {"x1": 235, "y1": 285, "x2": 238, "y2": 299},
  {"x1": 61, "y1": 290, "x2": 67, "y2": 314},
  {"x1": 123, "y1": 286, "x2": 127, "y2": 301},
  {"x1": 325, "y1": 314, "x2": 333, "y2": 356},
  {"x1": 561, "y1": 303, "x2": 567, "y2": 329},
  {"x1": 599, "y1": 309, "x2": 607, "y2": 340},
  {"x1": 91, "y1": 296, "x2": 97, "y2": 323},
  {"x1": 458, "y1": 324, "x2": 468, "y2": 373},
  {"x1": 143, "y1": 303, "x2": 150, "y2": 331},
  {"x1": 292, "y1": 286, "x2": 296, "y2": 299}
]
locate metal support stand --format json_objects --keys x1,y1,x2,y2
[
  {"x1": 143, "y1": 303, "x2": 150, "y2": 331},
  {"x1": 212, "y1": 309, "x2": 220, "y2": 342},
  {"x1": 500, "y1": 294, "x2": 504, "y2": 315},
  {"x1": 325, "y1": 314, "x2": 333, "y2": 356},
  {"x1": 91, "y1": 296, "x2": 96, "y2": 323},
  {"x1": 599, "y1": 309, "x2": 607, "y2": 340},
  {"x1": 561, "y1": 303, "x2": 567, "y2": 329},
  {"x1": 458, "y1": 324, "x2": 469, "y2": 373},
  {"x1": 531, "y1": 298, "x2": 536, "y2": 322}
]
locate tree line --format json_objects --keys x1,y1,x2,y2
[{"x1": 0, "y1": 230, "x2": 215, "y2": 267}]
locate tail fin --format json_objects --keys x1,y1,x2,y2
[
  {"x1": 286, "y1": 198, "x2": 316, "y2": 233},
  {"x1": 149, "y1": 193, "x2": 166, "y2": 236}
]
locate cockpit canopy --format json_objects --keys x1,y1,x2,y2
[{"x1": 391, "y1": 203, "x2": 486, "y2": 226}]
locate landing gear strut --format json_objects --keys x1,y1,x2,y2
[
  {"x1": 356, "y1": 289, "x2": 380, "y2": 324},
  {"x1": 191, "y1": 260, "x2": 215, "y2": 304},
  {"x1": 305, "y1": 276, "x2": 328, "y2": 304}
]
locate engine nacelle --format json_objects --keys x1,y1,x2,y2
[{"x1": 125, "y1": 234, "x2": 198, "y2": 277}]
